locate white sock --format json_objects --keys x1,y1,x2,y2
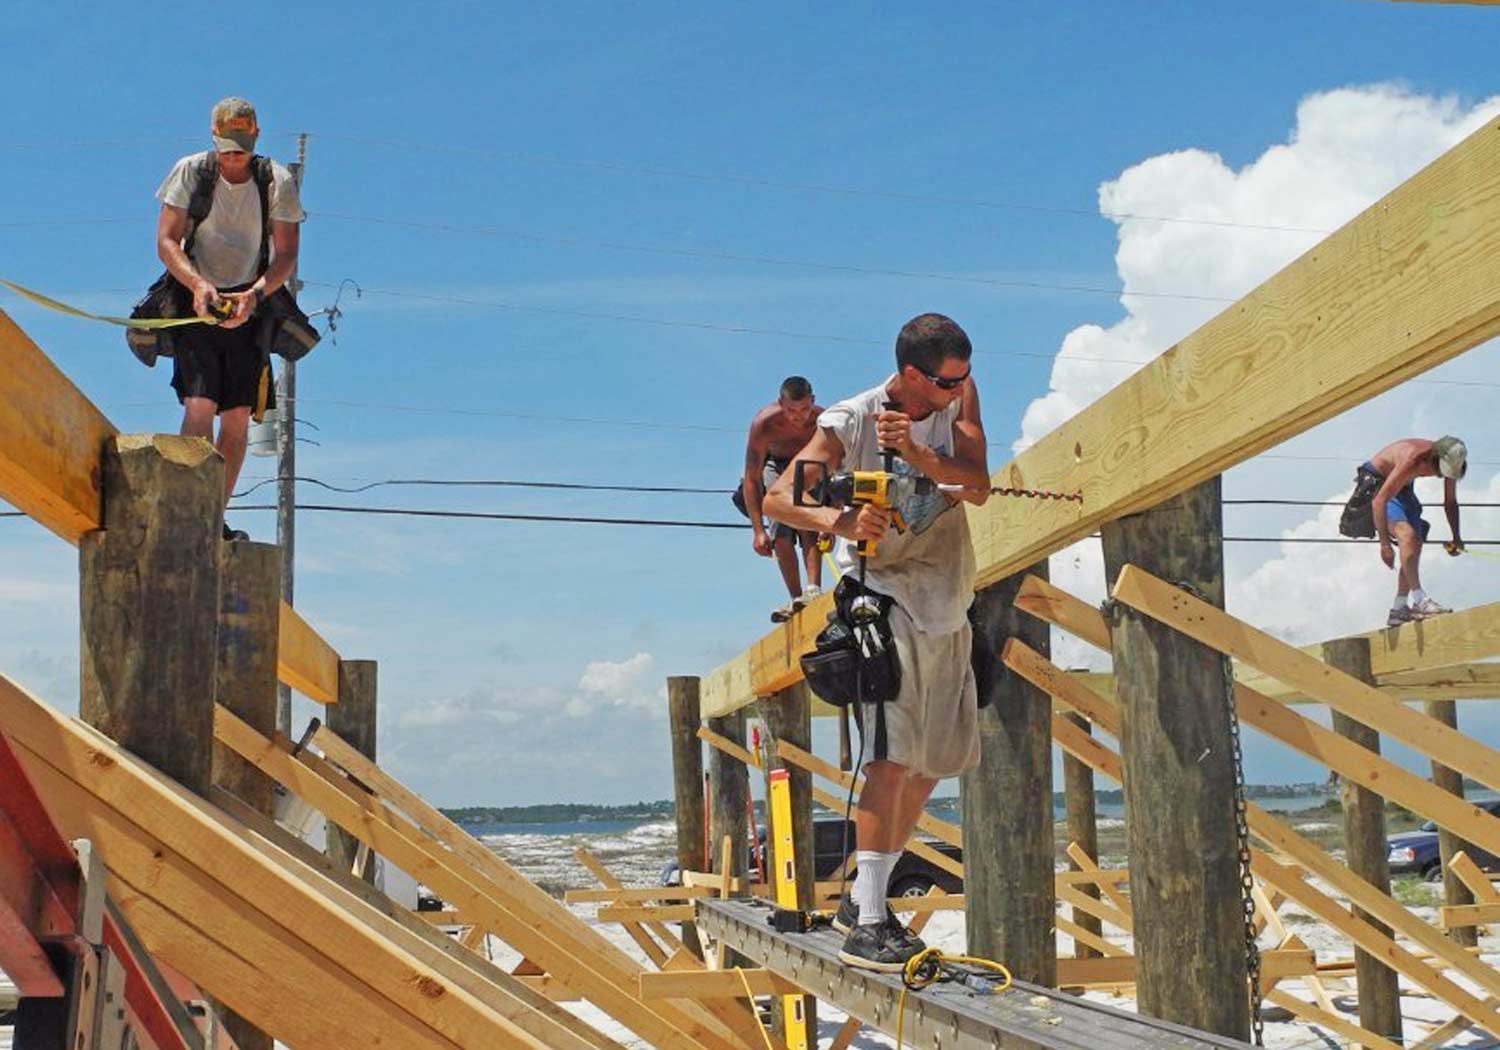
[
  {"x1": 1411, "y1": 588, "x2": 1428, "y2": 606},
  {"x1": 853, "y1": 851, "x2": 899, "y2": 926},
  {"x1": 1394, "y1": 593, "x2": 1410, "y2": 612}
]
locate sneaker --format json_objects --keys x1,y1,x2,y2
[
  {"x1": 770, "y1": 600, "x2": 797, "y2": 623},
  {"x1": 837, "y1": 920, "x2": 921, "y2": 973},
  {"x1": 1410, "y1": 596, "x2": 1452, "y2": 619},
  {"x1": 223, "y1": 522, "x2": 249, "y2": 542},
  {"x1": 831, "y1": 894, "x2": 926, "y2": 952}
]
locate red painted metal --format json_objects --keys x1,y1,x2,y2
[
  {"x1": 0, "y1": 731, "x2": 75, "y2": 996},
  {"x1": 0, "y1": 730, "x2": 194, "y2": 1049}
]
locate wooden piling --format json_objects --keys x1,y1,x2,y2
[
  {"x1": 667, "y1": 676, "x2": 707, "y2": 957},
  {"x1": 210, "y1": 540, "x2": 282, "y2": 1050},
  {"x1": 1426, "y1": 698, "x2": 1478, "y2": 948},
  {"x1": 961, "y1": 564, "x2": 1057, "y2": 986},
  {"x1": 1099, "y1": 477, "x2": 1249, "y2": 1038},
  {"x1": 706, "y1": 705, "x2": 751, "y2": 971},
  {"x1": 212, "y1": 542, "x2": 282, "y2": 816},
  {"x1": 1062, "y1": 711, "x2": 1103, "y2": 958},
  {"x1": 80, "y1": 435, "x2": 222, "y2": 794},
  {"x1": 327, "y1": 660, "x2": 378, "y2": 883},
  {"x1": 1323, "y1": 637, "x2": 1403, "y2": 1044}
]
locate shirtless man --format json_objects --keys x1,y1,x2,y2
[
  {"x1": 1344, "y1": 436, "x2": 1466, "y2": 626},
  {"x1": 734, "y1": 376, "x2": 823, "y2": 622}
]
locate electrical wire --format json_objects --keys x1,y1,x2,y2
[
  {"x1": 294, "y1": 132, "x2": 1334, "y2": 235},
  {"x1": 8, "y1": 502, "x2": 1500, "y2": 546},
  {"x1": 230, "y1": 474, "x2": 732, "y2": 499},
  {"x1": 310, "y1": 210, "x2": 1237, "y2": 304}
]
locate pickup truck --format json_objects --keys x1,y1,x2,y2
[{"x1": 1386, "y1": 798, "x2": 1500, "y2": 881}]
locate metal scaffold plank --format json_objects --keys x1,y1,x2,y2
[{"x1": 696, "y1": 898, "x2": 1256, "y2": 1050}]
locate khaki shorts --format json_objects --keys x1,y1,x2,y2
[{"x1": 855, "y1": 603, "x2": 979, "y2": 779}]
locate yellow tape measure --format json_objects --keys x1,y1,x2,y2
[
  {"x1": 0, "y1": 277, "x2": 220, "y2": 330},
  {"x1": 1446, "y1": 542, "x2": 1500, "y2": 560}
]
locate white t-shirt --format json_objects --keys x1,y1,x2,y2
[
  {"x1": 818, "y1": 377, "x2": 976, "y2": 634},
  {"x1": 156, "y1": 151, "x2": 306, "y2": 289}
]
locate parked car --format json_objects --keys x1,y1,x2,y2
[
  {"x1": 660, "y1": 814, "x2": 963, "y2": 896},
  {"x1": 1386, "y1": 799, "x2": 1500, "y2": 881}
]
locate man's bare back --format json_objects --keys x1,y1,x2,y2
[{"x1": 1368, "y1": 437, "x2": 1439, "y2": 485}]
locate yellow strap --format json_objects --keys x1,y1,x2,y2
[{"x1": 0, "y1": 277, "x2": 218, "y2": 330}]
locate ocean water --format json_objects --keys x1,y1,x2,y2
[{"x1": 474, "y1": 792, "x2": 1340, "y2": 896}]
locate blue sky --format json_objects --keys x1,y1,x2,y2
[{"x1": 4, "y1": 2, "x2": 1500, "y2": 805}]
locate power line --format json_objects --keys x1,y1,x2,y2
[
  {"x1": 296, "y1": 132, "x2": 1333, "y2": 235},
  {"x1": 230, "y1": 475, "x2": 731, "y2": 499},
  {"x1": 310, "y1": 210, "x2": 1237, "y2": 304},
  {"x1": 7, "y1": 502, "x2": 1500, "y2": 545}
]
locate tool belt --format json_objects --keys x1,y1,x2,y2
[
  {"x1": 800, "y1": 576, "x2": 901, "y2": 757},
  {"x1": 126, "y1": 274, "x2": 320, "y2": 368},
  {"x1": 1339, "y1": 465, "x2": 1382, "y2": 539}
]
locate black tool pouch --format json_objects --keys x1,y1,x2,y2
[
  {"x1": 800, "y1": 576, "x2": 901, "y2": 708},
  {"x1": 1339, "y1": 468, "x2": 1382, "y2": 539},
  {"x1": 125, "y1": 272, "x2": 193, "y2": 367},
  {"x1": 260, "y1": 286, "x2": 321, "y2": 362}
]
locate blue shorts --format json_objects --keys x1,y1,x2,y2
[{"x1": 1367, "y1": 461, "x2": 1430, "y2": 540}]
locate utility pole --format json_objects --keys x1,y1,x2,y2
[{"x1": 275, "y1": 132, "x2": 307, "y2": 734}]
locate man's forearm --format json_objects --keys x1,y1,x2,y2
[
  {"x1": 252, "y1": 253, "x2": 297, "y2": 298},
  {"x1": 764, "y1": 490, "x2": 842, "y2": 535},
  {"x1": 158, "y1": 239, "x2": 207, "y2": 293},
  {"x1": 743, "y1": 474, "x2": 766, "y2": 531}
]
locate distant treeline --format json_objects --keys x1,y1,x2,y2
[{"x1": 442, "y1": 782, "x2": 1329, "y2": 826}]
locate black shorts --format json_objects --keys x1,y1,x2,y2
[{"x1": 171, "y1": 316, "x2": 275, "y2": 414}]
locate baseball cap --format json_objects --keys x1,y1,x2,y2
[
  {"x1": 211, "y1": 97, "x2": 259, "y2": 153},
  {"x1": 1433, "y1": 436, "x2": 1468, "y2": 480}
]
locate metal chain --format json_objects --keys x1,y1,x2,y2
[
  {"x1": 1224, "y1": 651, "x2": 1264, "y2": 1045},
  {"x1": 1163, "y1": 580, "x2": 1263, "y2": 1045}
]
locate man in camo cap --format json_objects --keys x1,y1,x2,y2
[
  {"x1": 155, "y1": 96, "x2": 305, "y2": 540},
  {"x1": 1340, "y1": 436, "x2": 1467, "y2": 626}
]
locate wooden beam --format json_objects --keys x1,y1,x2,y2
[
  {"x1": 1021, "y1": 574, "x2": 1500, "y2": 861},
  {"x1": 1079, "y1": 659, "x2": 1500, "y2": 705},
  {"x1": 1112, "y1": 564, "x2": 1500, "y2": 793},
  {"x1": 208, "y1": 786, "x2": 624, "y2": 1050},
  {"x1": 1004, "y1": 640, "x2": 1500, "y2": 1035},
  {"x1": 0, "y1": 306, "x2": 115, "y2": 542},
  {"x1": 1053, "y1": 949, "x2": 1314, "y2": 991},
  {"x1": 639, "y1": 970, "x2": 803, "y2": 1000},
  {"x1": 2, "y1": 678, "x2": 581, "y2": 1050},
  {"x1": 598, "y1": 905, "x2": 698, "y2": 924},
  {"x1": 702, "y1": 115, "x2": 1500, "y2": 714},
  {"x1": 1238, "y1": 600, "x2": 1500, "y2": 696},
  {"x1": 277, "y1": 601, "x2": 340, "y2": 704},
  {"x1": 304, "y1": 712, "x2": 764, "y2": 1050},
  {"x1": 222, "y1": 708, "x2": 753, "y2": 1050},
  {"x1": 1439, "y1": 903, "x2": 1500, "y2": 930}
]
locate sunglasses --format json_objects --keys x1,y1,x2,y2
[{"x1": 915, "y1": 364, "x2": 971, "y2": 391}]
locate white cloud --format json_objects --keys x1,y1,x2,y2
[
  {"x1": 579, "y1": 650, "x2": 653, "y2": 695},
  {"x1": 1018, "y1": 84, "x2": 1500, "y2": 453},
  {"x1": 1022, "y1": 84, "x2": 1500, "y2": 661}
]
